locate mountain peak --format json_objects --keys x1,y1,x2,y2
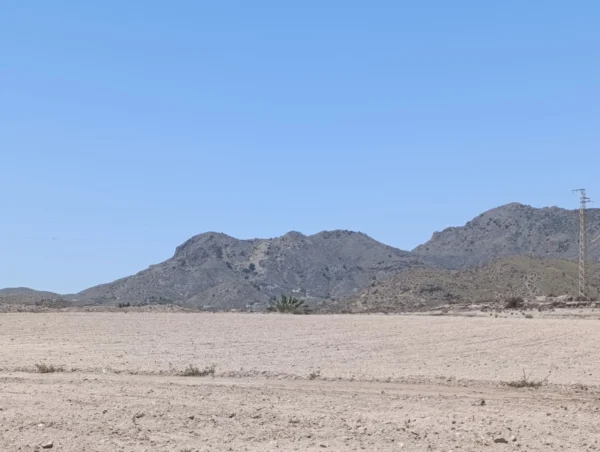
[
  {"x1": 414, "y1": 203, "x2": 600, "y2": 268},
  {"x1": 282, "y1": 231, "x2": 305, "y2": 239},
  {"x1": 174, "y1": 232, "x2": 237, "y2": 257}
]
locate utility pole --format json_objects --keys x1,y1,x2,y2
[{"x1": 573, "y1": 189, "x2": 592, "y2": 299}]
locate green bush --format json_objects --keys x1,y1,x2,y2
[{"x1": 267, "y1": 295, "x2": 309, "y2": 314}]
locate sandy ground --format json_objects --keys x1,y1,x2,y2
[{"x1": 1, "y1": 313, "x2": 600, "y2": 451}]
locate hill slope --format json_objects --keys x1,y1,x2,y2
[
  {"x1": 337, "y1": 256, "x2": 600, "y2": 313},
  {"x1": 75, "y1": 230, "x2": 424, "y2": 310},
  {"x1": 414, "y1": 203, "x2": 600, "y2": 268},
  {"x1": 0, "y1": 287, "x2": 65, "y2": 304}
]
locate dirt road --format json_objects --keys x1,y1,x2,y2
[{"x1": 1, "y1": 313, "x2": 600, "y2": 451}]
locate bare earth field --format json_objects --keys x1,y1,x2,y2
[{"x1": 2, "y1": 313, "x2": 600, "y2": 451}]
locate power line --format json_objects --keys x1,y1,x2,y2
[{"x1": 572, "y1": 189, "x2": 592, "y2": 299}]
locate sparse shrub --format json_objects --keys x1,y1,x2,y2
[
  {"x1": 248, "y1": 263, "x2": 256, "y2": 272},
  {"x1": 524, "y1": 313, "x2": 534, "y2": 319},
  {"x1": 571, "y1": 383, "x2": 589, "y2": 392},
  {"x1": 180, "y1": 364, "x2": 216, "y2": 377},
  {"x1": 505, "y1": 296, "x2": 524, "y2": 309},
  {"x1": 307, "y1": 369, "x2": 321, "y2": 380},
  {"x1": 35, "y1": 363, "x2": 64, "y2": 374},
  {"x1": 267, "y1": 295, "x2": 309, "y2": 314},
  {"x1": 504, "y1": 369, "x2": 549, "y2": 388},
  {"x1": 117, "y1": 302, "x2": 131, "y2": 308}
]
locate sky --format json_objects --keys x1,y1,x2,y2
[{"x1": 1, "y1": 1, "x2": 599, "y2": 293}]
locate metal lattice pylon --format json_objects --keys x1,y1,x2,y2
[{"x1": 573, "y1": 189, "x2": 591, "y2": 298}]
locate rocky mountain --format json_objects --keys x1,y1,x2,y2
[
  {"x1": 334, "y1": 256, "x2": 600, "y2": 313},
  {"x1": 75, "y1": 230, "x2": 424, "y2": 310},
  {"x1": 5, "y1": 202, "x2": 600, "y2": 312},
  {"x1": 414, "y1": 203, "x2": 600, "y2": 269}
]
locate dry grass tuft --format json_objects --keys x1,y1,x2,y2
[
  {"x1": 504, "y1": 369, "x2": 549, "y2": 388},
  {"x1": 180, "y1": 364, "x2": 216, "y2": 377},
  {"x1": 35, "y1": 363, "x2": 64, "y2": 374},
  {"x1": 307, "y1": 369, "x2": 321, "y2": 380}
]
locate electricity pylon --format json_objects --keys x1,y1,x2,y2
[{"x1": 573, "y1": 189, "x2": 592, "y2": 298}]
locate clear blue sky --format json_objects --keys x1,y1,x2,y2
[{"x1": 1, "y1": 1, "x2": 599, "y2": 293}]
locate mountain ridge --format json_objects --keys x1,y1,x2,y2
[
  {"x1": 4, "y1": 202, "x2": 599, "y2": 310},
  {"x1": 74, "y1": 229, "x2": 423, "y2": 310}
]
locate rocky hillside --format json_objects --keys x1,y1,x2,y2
[
  {"x1": 414, "y1": 203, "x2": 600, "y2": 268},
  {"x1": 0, "y1": 288, "x2": 65, "y2": 304},
  {"x1": 335, "y1": 256, "x2": 600, "y2": 313},
  {"x1": 75, "y1": 230, "x2": 424, "y2": 310}
]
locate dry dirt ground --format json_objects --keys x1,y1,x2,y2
[{"x1": 1, "y1": 313, "x2": 600, "y2": 451}]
